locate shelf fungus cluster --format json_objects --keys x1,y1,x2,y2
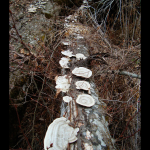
[
  {"x1": 48, "y1": 12, "x2": 97, "y2": 150},
  {"x1": 55, "y1": 75, "x2": 72, "y2": 93},
  {"x1": 43, "y1": 3, "x2": 116, "y2": 149},
  {"x1": 72, "y1": 67, "x2": 95, "y2": 107},
  {"x1": 44, "y1": 117, "x2": 79, "y2": 150},
  {"x1": 61, "y1": 50, "x2": 87, "y2": 60},
  {"x1": 60, "y1": 41, "x2": 88, "y2": 69}
]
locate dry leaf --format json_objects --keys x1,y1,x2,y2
[
  {"x1": 54, "y1": 75, "x2": 58, "y2": 82},
  {"x1": 78, "y1": 122, "x2": 84, "y2": 127},
  {"x1": 39, "y1": 118, "x2": 45, "y2": 121},
  {"x1": 20, "y1": 48, "x2": 24, "y2": 54}
]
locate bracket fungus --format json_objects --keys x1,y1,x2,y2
[
  {"x1": 75, "y1": 53, "x2": 87, "y2": 60},
  {"x1": 61, "y1": 50, "x2": 75, "y2": 57},
  {"x1": 63, "y1": 96, "x2": 72, "y2": 103},
  {"x1": 76, "y1": 94, "x2": 95, "y2": 107},
  {"x1": 44, "y1": 117, "x2": 79, "y2": 150},
  {"x1": 59, "y1": 57, "x2": 70, "y2": 68},
  {"x1": 55, "y1": 75, "x2": 72, "y2": 93},
  {"x1": 72, "y1": 67, "x2": 92, "y2": 78},
  {"x1": 75, "y1": 81, "x2": 91, "y2": 94}
]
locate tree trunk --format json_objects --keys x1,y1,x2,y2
[{"x1": 60, "y1": 2, "x2": 116, "y2": 149}]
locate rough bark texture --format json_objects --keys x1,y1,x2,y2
[{"x1": 60, "y1": 3, "x2": 116, "y2": 149}]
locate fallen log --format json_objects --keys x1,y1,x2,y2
[{"x1": 44, "y1": 1, "x2": 116, "y2": 150}]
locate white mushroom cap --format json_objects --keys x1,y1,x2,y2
[
  {"x1": 55, "y1": 75, "x2": 72, "y2": 93},
  {"x1": 75, "y1": 53, "x2": 87, "y2": 60},
  {"x1": 59, "y1": 57, "x2": 70, "y2": 68},
  {"x1": 61, "y1": 50, "x2": 75, "y2": 57},
  {"x1": 72, "y1": 67, "x2": 92, "y2": 78},
  {"x1": 63, "y1": 96, "x2": 72, "y2": 103},
  {"x1": 75, "y1": 81, "x2": 91, "y2": 94},
  {"x1": 76, "y1": 94, "x2": 95, "y2": 107},
  {"x1": 44, "y1": 117, "x2": 79, "y2": 150}
]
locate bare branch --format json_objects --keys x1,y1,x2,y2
[{"x1": 117, "y1": 70, "x2": 141, "y2": 79}]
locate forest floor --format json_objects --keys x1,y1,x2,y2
[{"x1": 9, "y1": 0, "x2": 141, "y2": 149}]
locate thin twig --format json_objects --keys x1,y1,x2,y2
[
  {"x1": 94, "y1": 69, "x2": 141, "y2": 79},
  {"x1": 116, "y1": 108, "x2": 141, "y2": 140},
  {"x1": 31, "y1": 71, "x2": 46, "y2": 148},
  {"x1": 31, "y1": 57, "x2": 53, "y2": 148},
  {"x1": 9, "y1": 97, "x2": 33, "y2": 150}
]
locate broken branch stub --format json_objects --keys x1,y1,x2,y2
[{"x1": 55, "y1": 75, "x2": 72, "y2": 96}]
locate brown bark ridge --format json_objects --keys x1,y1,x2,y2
[{"x1": 59, "y1": 4, "x2": 116, "y2": 150}]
